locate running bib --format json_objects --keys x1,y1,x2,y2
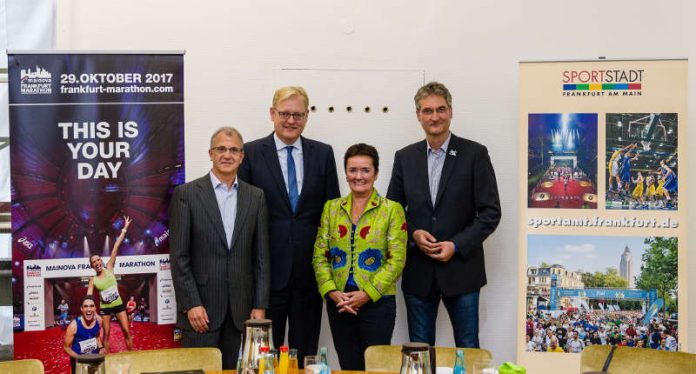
[
  {"x1": 100, "y1": 285, "x2": 120, "y2": 304},
  {"x1": 78, "y1": 337, "x2": 98, "y2": 354}
]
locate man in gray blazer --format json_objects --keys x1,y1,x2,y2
[{"x1": 170, "y1": 126, "x2": 270, "y2": 369}]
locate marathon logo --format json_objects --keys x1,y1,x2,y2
[
  {"x1": 20, "y1": 66, "x2": 52, "y2": 94},
  {"x1": 45, "y1": 263, "x2": 92, "y2": 271},
  {"x1": 119, "y1": 260, "x2": 156, "y2": 268},
  {"x1": 562, "y1": 69, "x2": 643, "y2": 97},
  {"x1": 159, "y1": 258, "x2": 170, "y2": 270},
  {"x1": 26, "y1": 264, "x2": 41, "y2": 277}
]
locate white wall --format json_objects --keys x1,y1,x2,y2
[{"x1": 55, "y1": 0, "x2": 696, "y2": 369}]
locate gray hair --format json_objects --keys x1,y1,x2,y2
[
  {"x1": 414, "y1": 81, "x2": 452, "y2": 110},
  {"x1": 209, "y1": 126, "x2": 244, "y2": 148}
]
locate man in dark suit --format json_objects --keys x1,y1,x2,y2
[
  {"x1": 170, "y1": 127, "x2": 270, "y2": 369},
  {"x1": 238, "y1": 86, "x2": 339, "y2": 364},
  {"x1": 387, "y1": 82, "x2": 501, "y2": 348}
]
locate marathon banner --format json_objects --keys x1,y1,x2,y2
[
  {"x1": 557, "y1": 287, "x2": 654, "y2": 301},
  {"x1": 8, "y1": 52, "x2": 184, "y2": 371},
  {"x1": 518, "y1": 59, "x2": 687, "y2": 373},
  {"x1": 23, "y1": 255, "x2": 176, "y2": 331}
]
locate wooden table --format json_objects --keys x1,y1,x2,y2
[{"x1": 208, "y1": 371, "x2": 393, "y2": 374}]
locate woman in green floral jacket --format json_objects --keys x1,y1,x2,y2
[{"x1": 313, "y1": 143, "x2": 407, "y2": 370}]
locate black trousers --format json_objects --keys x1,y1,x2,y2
[
  {"x1": 326, "y1": 294, "x2": 396, "y2": 370},
  {"x1": 267, "y1": 279, "x2": 323, "y2": 368},
  {"x1": 181, "y1": 311, "x2": 241, "y2": 370}
]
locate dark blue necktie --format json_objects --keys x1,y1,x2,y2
[{"x1": 286, "y1": 146, "x2": 299, "y2": 212}]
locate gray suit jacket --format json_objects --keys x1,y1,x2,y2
[{"x1": 170, "y1": 173, "x2": 270, "y2": 331}]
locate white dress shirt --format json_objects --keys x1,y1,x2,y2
[{"x1": 274, "y1": 133, "x2": 304, "y2": 194}]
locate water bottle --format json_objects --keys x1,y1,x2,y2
[
  {"x1": 453, "y1": 349, "x2": 467, "y2": 374},
  {"x1": 319, "y1": 346, "x2": 330, "y2": 374}
]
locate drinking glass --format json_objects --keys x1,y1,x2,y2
[
  {"x1": 304, "y1": 355, "x2": 326, "y2": 374},
  {"x1": 472, "y1": 358, "x2": 496, "y2": 374}
]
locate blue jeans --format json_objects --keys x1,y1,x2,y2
[{"x1": 404, "y1": 288, "x2": 480, "y2": 348}]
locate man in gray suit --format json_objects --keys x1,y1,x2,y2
[{"x1": 170, "y1": 126, "x2": 270, "y2": 369}]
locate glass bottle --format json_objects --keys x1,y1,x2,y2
[
  {"x1": 262, "y1": 353, "x2": 276, "y2": 374},
  {"x1": 319, "y1": 347, "x2": 329, "y2": 374},
  {"x1": 278, "y1": 346, "x2": 289, "y2": 374},
  {"x1": 453, "y1": 349, "x2": 466, "y2": 374},
  {"x1": 270, "y1": 348, "x2": 279, "y2": 370},
  {"x1": 287, "y1": 348, "x2": 299, "y2": 374},
  {"x1": 258, "y1": 346, "x2": 270, "y2": 374}
]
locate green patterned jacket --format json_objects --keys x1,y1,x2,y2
[{"x1": 313, "y1": 188, "x2": 407, "y2": 302}]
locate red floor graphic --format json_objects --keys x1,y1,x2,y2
[
  {"x1": 14, "y1": 323, "x2": 181, "y2": 373},
  {"x1": 529, "y1": 175, "x2": 597, "y2": 209}
]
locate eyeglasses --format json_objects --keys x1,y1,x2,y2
[
  {"x1": 420, "y1": 106, "x2": 450, "y2": 115},
  {"x1": 210, "y1": 146, "x2": 244, "y2": 155},
  {"x1": 274, "y1": 109, "x2": 307, "y2": 121}
]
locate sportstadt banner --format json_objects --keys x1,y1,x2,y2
[{"x1": 518, "y1": 59, "x2": 687, "y2": 373}]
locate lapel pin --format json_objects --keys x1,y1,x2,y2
[{"x1": 448, "y1": 150, "x2": 457, "y2": 157}]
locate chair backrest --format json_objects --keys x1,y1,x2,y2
[
  {"x1": 105, "y1": 347, "x2": 222, "y2": 374},
  {"x1": 0, "y1": 358, "x2": 44, "y2": 374},
  {"x1": 435, "y1": 347, "x2": 492, "y2": 374},
  {"x1": 364, "y1": 345, "x2": 493, "y2": 373},
  {"x1": 365, "y1": 345, "x2": 402, "y2": 372},
  {"x1": 580, "y1": 345, "x2": 696, "y2": 374}
]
